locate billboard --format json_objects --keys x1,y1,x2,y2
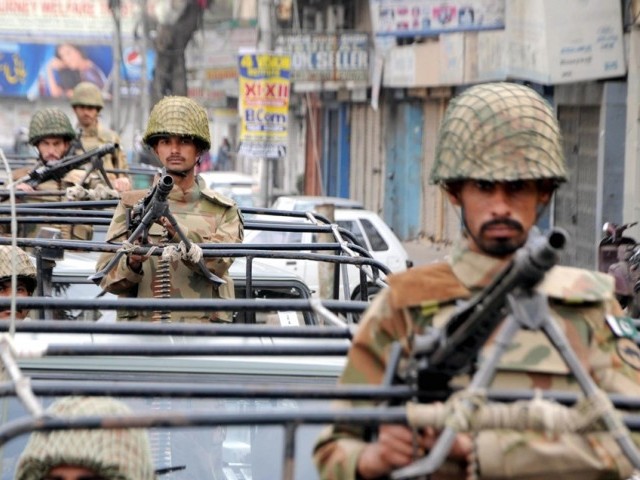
[
  {"x1": 0, "y1": 0, "x2": 140, "y2": 41},
  {"x1": 370, "y1": 0, "x2": 505, "y2": 37},
  {"x1": 0, "y1": 42, "x2": 112, "y2": 98},
  {"x1": 237, "y1": 53, "x2": 291, "y2": 159},
  {"x1": 274, "y1": 33, "x2": 370, "y2": 83}
]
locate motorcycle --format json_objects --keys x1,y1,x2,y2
[{"x1": 598, "y1": 222, "x2": 640, "y2": 315}]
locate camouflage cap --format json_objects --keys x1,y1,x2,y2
[
  {"x1": 28, "y1": 108, "x2": 76, "y2": 146},
  {"x1": 70, "y1": 81, "x2": 104, "y2": 108},
  {"x1": 0, "y1": 246, "x2": 36, "y2": 293},
  {"x1": 430, "y1": 82, "x2": 567, "y2": 185},
  {"x1": 143, "y1": 96, "x2": 211, "y2": 150},
  {"x1": 15, "y1": 396, "x2": 156, "y2": 480}
]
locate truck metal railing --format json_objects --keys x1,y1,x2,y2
[{"x1": 0, "y1": 210, "x2": 389, "y2": 304}]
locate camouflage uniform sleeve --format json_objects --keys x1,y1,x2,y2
[
  {"x1": 314, "y1": 288, "x2": 412, "y2": 480},
  {"x1": 95, "y1": 201, "x2": 143, "y2": 294},
  {"x1": 476, "y1": 297, "x2": 640, "y2": 479}
]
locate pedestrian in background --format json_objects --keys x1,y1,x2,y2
[{"x1": 215, "y1": 137, "x2": 232, "y2": 171}]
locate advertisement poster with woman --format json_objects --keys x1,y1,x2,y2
[{"x1": 0, "y1": 42, "x2": 111, "y2": 98}]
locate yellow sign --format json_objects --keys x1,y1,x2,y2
[{"x1": 238, "y1": 53, "x2": 291, "y2": 158}]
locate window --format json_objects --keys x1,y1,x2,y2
[
  {"x1": 246, "y1": 231, "x2": 302, "y2": 244},
  {"x1": 361, "y1": 219, "x2": 388, "y2": 252},
  {"x1": 336, "y1": 220, "x2": 368, "y2": 250}
]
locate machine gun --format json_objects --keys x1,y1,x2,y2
[
  {"x1": 89, "y1": 171, "x2": 225, "y2": 286},
  {"x1": 390, "y1": 227, "x2": 640, "y2": 478},
  {"x1": 14, "y1": 143, "x2": 117, "y2": 190},
  {"x1": 127, "y1": 173, "x2": 175, "y2": 242},
  {"x1": 411, "y1": 227, "x2": 566, "y2": 393}
]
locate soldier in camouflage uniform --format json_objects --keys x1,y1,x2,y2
[
  {"x1": 14, "y1": 396, "x2": 156, "y2": 480},
  {"x1": 96, "y1": 96, "x2": 244, "y2": 323},
  {"x1": 70, "y1": 82, "x2": 131, "y2": 192},
  {"x1": 4, "y1": 108, "x2": 95, "y2": 240},
  {"x1": 0, "y1": 245, "x2": 36, "y2": 320},
  {"x1": 314, "y1": 82, "x2": 640, "y2": 479}
]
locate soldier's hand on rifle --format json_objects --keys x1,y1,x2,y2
[
  {"x1": 356, "y1": 424, "x2": 473, "y2": 479},
  {"x1": 126, "y1": 239, "x2": 145, "y2": 274},
  {"x1": 422, "y1": 427, "x2": 473, "y2": 475},
  {"x1": 357, "y1": 424, "x2": 418, "y2": 479},
  {"x1": 158, "y1": 216, "x2": 176, "y2": 240},
  {"x1": 15, "y1": 183, "x2": 34, "y2": 192}
]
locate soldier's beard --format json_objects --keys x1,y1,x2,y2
[{"x1": 469, "y1": 218, "x2": 526, "y2": 257}]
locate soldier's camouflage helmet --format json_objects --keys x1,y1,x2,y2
[
  {"x1": 0, "y1": 246, "x2": 36, "y2": 294},
  {"x1": 70, "y1": 81, "x2": 104, "y2": 109},
  {"x1": 430, "y1": 82, "x2": 567, "y2": 185},
  {"x1": 143, "y1": 96, "x2": 211, "y2": 151},
  {"x1": 15, "y1": 396, "x2": 156, "y2": 480},
  {"x1": 28, "y1": 108, "x2": 76, "y2": 146}
]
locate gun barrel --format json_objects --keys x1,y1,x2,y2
[
  {"x1": 17, "y1": 143, "x2": 118, "y2": 188},
  {"x1": 155, "y1": 175, "x2": 174, "y2": 202}
]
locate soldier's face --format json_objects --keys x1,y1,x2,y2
[
  {"x1": 37, "y1": 137, "x2": 70, "y2": 163},
  {"x1": 43, "y1": 465, "x2": 103, "y2": 480},
  {"x1": 448, "y1": 180, "x2": 551, "y2": 257},
  {"x1": 154, "y1": 136, "x2": 199, "y2": 175},
  {"x1": 0, "y1": 279, "x2": 31, "y2": 320},
  {"x1": 73, "y1": 105, "x2": 99, "y2": 129}
]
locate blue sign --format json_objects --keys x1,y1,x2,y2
[{"x1": 0, "y1": 42, "x2": 112, "y2": 98}]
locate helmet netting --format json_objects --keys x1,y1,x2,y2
[{"x1": 430, "y1": 82, "x2": 567, "y2": 185}]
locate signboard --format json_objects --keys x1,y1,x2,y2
[
  {"x1": 274, "y1": 33, "x2": 370, "y2": 83},
  {"x1": 0, "y1": 0, "x2": 139, "y2": 41},
  {"x1": 0, "y1": 42, "x2": 112, "y2": 98},
  {"x1": 507, "y1": 0, "x2": 625, "y2": 84},
  {"x1": 237, "y1": 53, "x2": 291, "y2": 158},
  {"x1": 370, "y1": 0, "x2": 505, "y2": 37}
]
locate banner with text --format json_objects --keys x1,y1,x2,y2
[
  {"x1": 238, "y1": 53, "x2": 291, "y2": 159},
  {"x1": 274, "y1": 33, "x2": 370, "y2": 83},
  {"x1": 369, "y1": 0, "x2": 505, "y2": 37},
  {"x1": 0, "y1": 0, "x2": 140, "y2": 41}
]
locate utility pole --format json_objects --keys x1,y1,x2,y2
[
  {"x1": 140, "y1": 0, "x2": 151, "y2": 126},
  {"x1": 109, "y1": 0, "x2": 123, "y2": 133},
  {"x1": 257, "y1": 0, "x2": 273, "y2": 207}
]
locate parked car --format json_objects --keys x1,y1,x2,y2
[
  {"x1": 271, "y1": 195, "x2": 364, "y2": 211},
  {"x1": 244, "y1": 207, "x2": 412, "y2": 299},
  {"x1": 199, "y1": 171, "x2": 262, "y2": 208}
]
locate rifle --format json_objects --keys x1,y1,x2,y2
[
  {"x1": 89, "y1": 171, "x2": 225, "y2": 286},
  {"x1": 14, "y1": 143, "x2": 117, "y2": 189},
  {"x1": 410, "y1": 227, "x2": 566, "y2": 394},
  {"x1": 391, "y1": 227, "x2": 640, "y2": 478}
]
